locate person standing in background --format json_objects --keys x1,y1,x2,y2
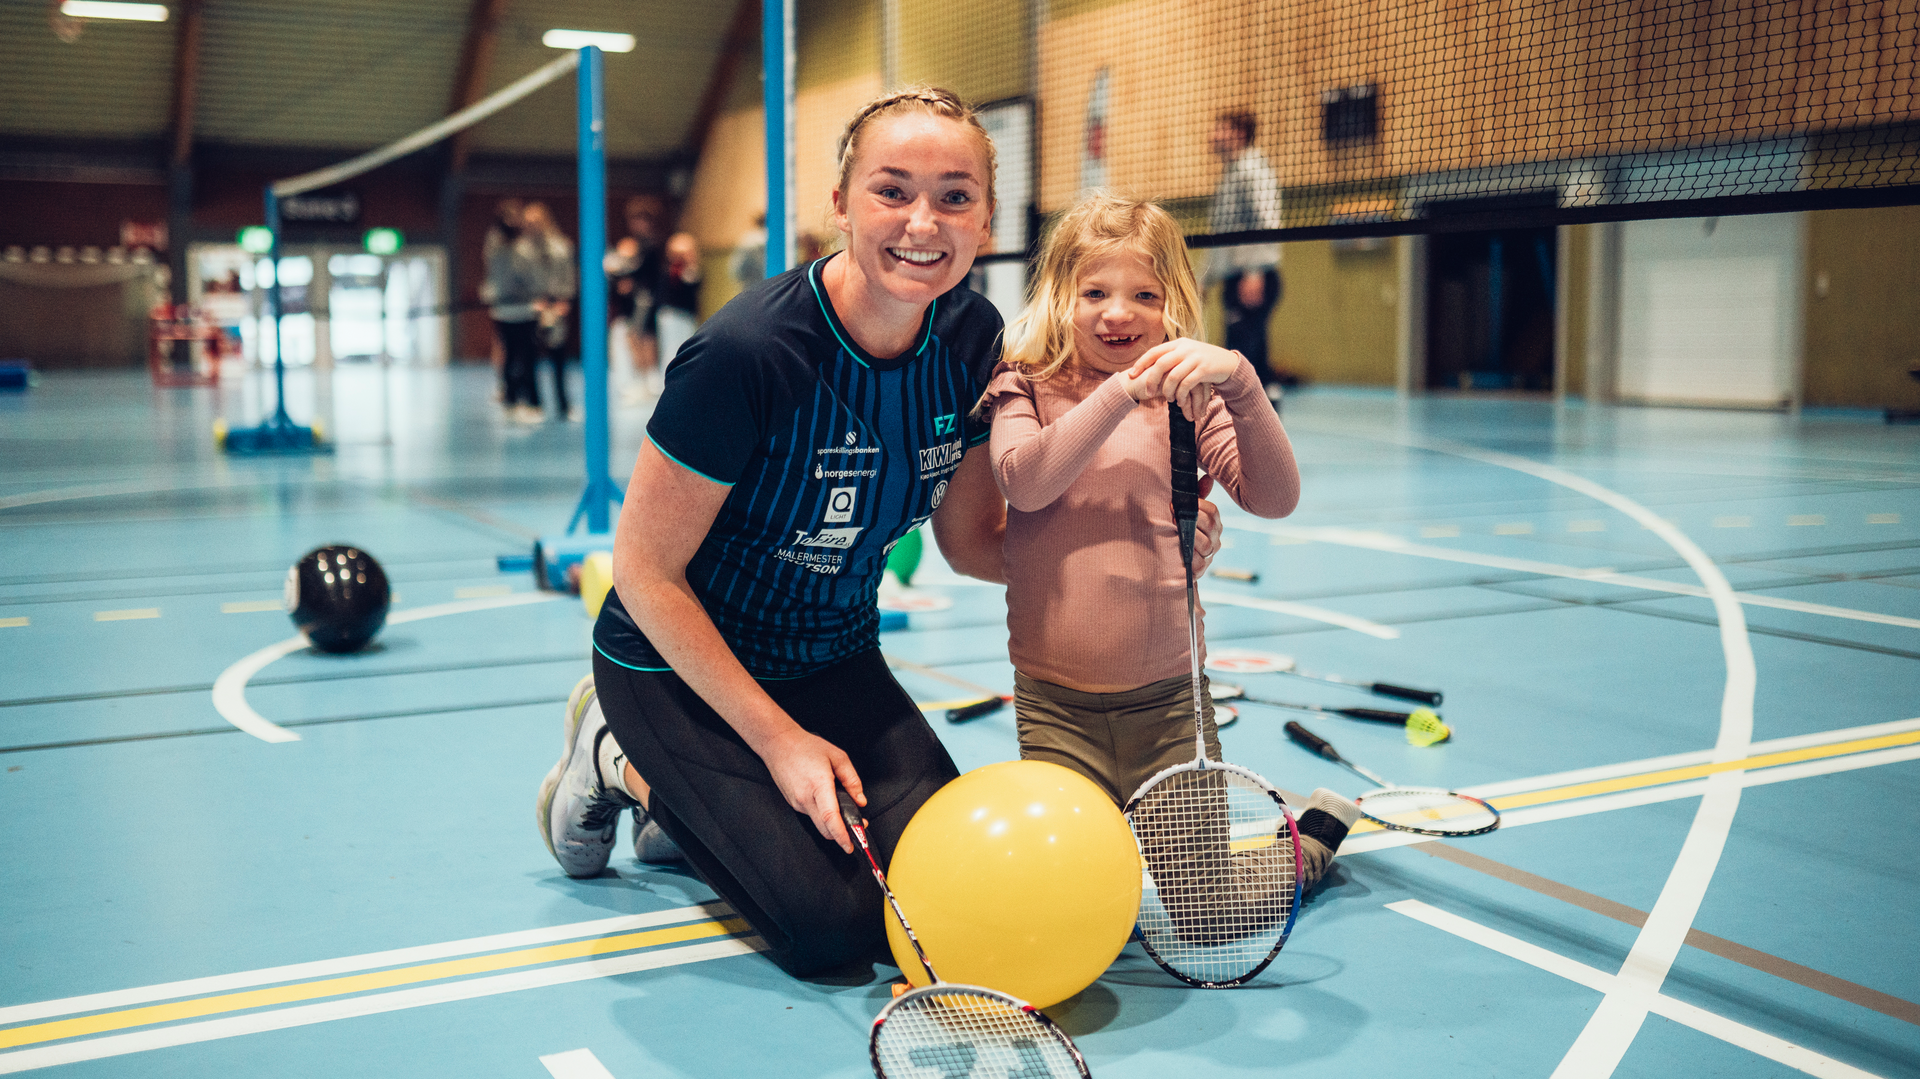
[
  {"x1": 608, "y1": 196, "x2": 667, "y2": 404},
  {"x1": 521, "y1": 202, "x2": 579, "y2": 421},
  {"x1": 1205, "y1": 111, "x2": 1289, "y2": 400},
  {"x1": 481, "y1": 199, "x2": 546, "y2": 425},
  {"x1": 728, "y1": 212, "x2": 767, "y2": 291},
  {"x1": 655, "y1": 231, "x2": 702, "y2": 371}
]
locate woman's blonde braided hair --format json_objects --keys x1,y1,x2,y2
[{"x1": 835, "y1": 86, "x2": 997, "y2": 208}]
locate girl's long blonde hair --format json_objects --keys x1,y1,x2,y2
[{"x1": 1001, "y1": 194, "x2": 1204, "y2": 381}]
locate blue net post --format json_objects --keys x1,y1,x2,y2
[
  {"x1": 764, "y1": 0, "x2": 794, "y2": 275},
  {"x1": 266, "y1": 189, "x2": 287, "y2": 426},
  {"x1": 223, "y1": 186, "x2": 325, "y2": 453},
  {"x1": 535, "y1": 45, "x2": 622, "y2": 590},
  {"x1": 562, "y1": 43, "x2": 622, "y2": 536}
]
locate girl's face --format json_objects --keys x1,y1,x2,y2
[
  {"x1": 832, "y1": 113, "x2": 993, "y2": 308},
  {"x1": 1071, "y1": 251, "x2": 1169, "y2": 373}
]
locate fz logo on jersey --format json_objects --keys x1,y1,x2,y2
[
  {"x1": 823, "y1": 486, "x2": 856, "y2": 523},
  {"x1": 932, "y1": 413, "x2": 956, "y2": 436},
  {"x1": 790, "y1": 527, "x2": 863, "y2": 549}
]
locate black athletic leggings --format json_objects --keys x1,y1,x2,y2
[
  {"x1": 494, "y1": 318, "x2": 541, "y2": 407},
  {"x1": 592, "y1": 648, "x2": 960, "y2": 977}
]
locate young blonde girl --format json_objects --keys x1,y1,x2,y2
[{"x1": 976, "y1": 193, "x2": 1359, "y2": 885}]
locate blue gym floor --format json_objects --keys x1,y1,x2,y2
[{"x1": 3, "y1": 365, "x2": 1916, "y2": 1078}]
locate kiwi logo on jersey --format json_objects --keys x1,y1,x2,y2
[{"x1": 917, "y1": 437, "x2": 964, "y2": 479}]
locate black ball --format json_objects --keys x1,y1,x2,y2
[{"x1": 286, "y1": 545, "x2": 391, "y2": 653}]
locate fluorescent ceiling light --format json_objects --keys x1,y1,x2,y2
[
  {"x1": 61, "y1": 1, "x2": 170, "y2": 21},
  {"x1": 542, "y1": 28, "x2": 635, "y2": 52}
]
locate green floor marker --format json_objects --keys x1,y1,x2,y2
[{"x1": 886, "y1": 527, "x2": 924, "y2": 586}]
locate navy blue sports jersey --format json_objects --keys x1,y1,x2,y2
[{"x1": 594, "y1": 255, "x2": 1002, "y2": 679}]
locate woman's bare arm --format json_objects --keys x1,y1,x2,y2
[{"x1": 930, "y1": 450, "x2": 1007, "y2": 584}]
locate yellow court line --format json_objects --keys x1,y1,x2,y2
[
  {"x1": 93, "y1": 609, "x2": 160, "y2": 622},
  {"x1": 0, "y1": 617, "x2": 27, "y2": 629},
  {"x1": 1490, "y1": 729, "x2": 1920, "y2": 811},
  {"x1": 0, "y1": 918, "x2": 747, "y2": 1051},
  {"x1": 220, "y1": 600, "x2": 285, "y2": 614},
  {"x1": 1346, "y1": 728, "x2": 1920, "y2": 835}
]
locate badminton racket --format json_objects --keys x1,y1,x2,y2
[
  {"x1": 945, "y1": 695, "x2": 1010, "y2": 723},
  {"x1": 1210, "y1": 684, "x2": 1450, "y2": 745},
  {"x1": 837, "y1": 789, "x2": 1090, "y2": 1079},
  {"x1": 1209, "y1": 683, "x2": 1427, "y2": 724},
  {"x1": 1205, "y1": 651, "x2": 1443, "y2": 706},
  {"x1": 1120, "y1": 407, "x2": 1303, "y2": 989},
  {"x1": 1282, "y1": 722, "x2": 1499, "y2": 836}
]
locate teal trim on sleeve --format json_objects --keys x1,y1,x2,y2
[
  {"x1": 592, "y1": 642, "x2": 673, "y2": 672},
  {"x1": 593, "y1": 641, "x2": 810, "y2": 679},
  {"x1": 645, "y1": 431, "x2": 733, "y2": 487}
]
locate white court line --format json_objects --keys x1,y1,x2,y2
[
  {"x1": 1462, "y1": 715, "x2": 1920, "y2": 802},
  {"x1": 541, "y1": 1048, "x2": 619, "y2": 1079},
  {"x1": 1385, "y1": 437, "x2": 1755, "y2": 1079},
  {"x1": 1199, "y1": 588, "x2": 1400, "y2": 638},
  {"x1": 210, "y1": 591, "x2": 560, "y2": 741},
  {"x1": 0, "y1": 937, "x2": 764, "y2": 1075},
  {"x1": 1387, "y1": 901, "x2": 1883, "y2": 1079},
  {"x1": 0, "y1": 903, "x2": 732, "y2": 1026},
  {"x1": 385, "y1": 591, "x2": 558, "y2": 625},
  {"x1": 1229, "y1": 521, "x2": 1920, "y2": 631},
  {"x1": 208, "y1": 637, "x2": 308, "y2": 743},
  {"x1": 1339, "y1": 740, "x2": 1920, "y2": 857}
]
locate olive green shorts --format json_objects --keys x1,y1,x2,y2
[
  {"x1": 1012, "y1": 671, "x2": 1224, "y2": 808},
  {"x1": 1014, "y1": 670, "x2": 1334, "y2": 887}
]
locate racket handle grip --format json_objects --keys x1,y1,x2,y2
[
  {"x1": 1344, "y1": 707, "x2": 1415, "y2": 723},
  {"x1": 1284, "y1": 721, "x2": 1337, "y2": 760},
  {"x1": 1372, "y1": 682, "x2": 1443, "y2": 706},
  {"x1": 1168, "y1": 407, "x2": 1199, "y2": 567},
  {"x1": 835, "y1": 787, "x2": 862, "y2": 831},
  {"x1": 945, "y1": 695, "x2": 1006, "y2": 723}
]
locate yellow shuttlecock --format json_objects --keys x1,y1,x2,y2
[{"x1": 1406, "y1": 707, "x2": 1451, "y2": 746}]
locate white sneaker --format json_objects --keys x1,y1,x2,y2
[
  {"x1": 514, "y1": 404, "x2": 546, "y2": 425},
  {"x1": 536, "y1": 679, "x2": 634, "y2": 877},
  {"x1": 631, "y1": 806, "x2": 686, "y2": 864},
  {"x1": 565, "y1": 405, "x2": 584, "y2": 423}
]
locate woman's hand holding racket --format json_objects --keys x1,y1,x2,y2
[{"x1": 759, "y1": 726, "x2": 865, "y2": 852}]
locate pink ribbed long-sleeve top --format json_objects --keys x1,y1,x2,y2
[{"x1": 983, "y1": 355, "x2": 1300, "y2": 693}]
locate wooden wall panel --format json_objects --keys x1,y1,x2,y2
[{"x1": 1033, "y1": 0, "x2": 1920, "y2": 211}]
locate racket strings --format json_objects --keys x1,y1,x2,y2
[
  {"x1": 1128, "y1": 768, "x2": 1299, "y2": 984},
  {"x1": 1355, "y1": 788, "x2": 1499, "y2": 835},
  {"x1": 873, "y1": 989, "x2": 1083, "y2": 1079}
]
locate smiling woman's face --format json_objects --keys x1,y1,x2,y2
[
  {"x1": 1071, "y1": 251, "x2": 1169, "y2": 374},
  {"x1": 832, "y1": 112, "x2": 993, "y2": 309}
]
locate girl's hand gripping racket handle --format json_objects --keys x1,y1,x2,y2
[
  {"x1": 1284, "y1": 721, "x2": 1339, "y2": 762},
  {"x1": 1168, "y1": 407, "x2": 1200, "y2": 571},
  {"x1": 1371, "y1": 682, "x2": 1444, "y2": 706}
]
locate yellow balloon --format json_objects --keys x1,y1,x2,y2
[{"x1": 884, "y1": 760, "x2": 1141, "y2": 1009}]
